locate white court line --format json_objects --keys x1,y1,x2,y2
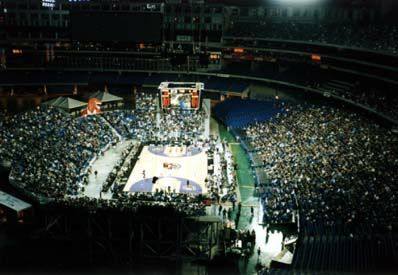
[{"x1": 123, "y1": 146, "x2": 209, "y2": 194}]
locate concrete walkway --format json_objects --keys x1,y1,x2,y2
[
  {"x1": 216, "y1": 120, "x2": 284, "y2": 274},
  {"x1": 82, "y1": 140, "x2": 133, "y2": 199}
]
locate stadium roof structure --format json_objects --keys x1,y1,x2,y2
[
  {"x1": 0, "y1": 190, "x2": 32, "y2": 212},
  {"x1": 42, "y1": 96, "x2": 87, "y2": 111},
  {"x1": 88, "y1": 91, "x2": 123, "y2": 103}
]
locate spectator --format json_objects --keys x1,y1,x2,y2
[{"x1": 244, "y1": 104, "x2": 398, "y2": 235}]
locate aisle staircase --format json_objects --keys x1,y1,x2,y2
[{"x1": 99, "y1": 115, "x2": 123, "y2": 141}]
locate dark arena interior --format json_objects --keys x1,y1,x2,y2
[{"x1": 0, "y1": 0, "x2": 398, "y2": 275}]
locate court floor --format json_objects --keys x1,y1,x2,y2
[{"x1": 123, "y1": 145, "x2": 209, "y2": 195}]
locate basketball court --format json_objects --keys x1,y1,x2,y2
[{"x1": 123, "y1": 145, "x2": 209, "y2": 195}]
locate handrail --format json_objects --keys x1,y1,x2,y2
[{"x1": 222, "y1": 36, "x2": 398, "y2": 58}]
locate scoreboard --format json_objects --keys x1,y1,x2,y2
[{"x1": 159, "y1": 82, "x2": 204, "y2": 111}]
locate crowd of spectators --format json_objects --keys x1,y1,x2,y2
[
  {"x1": 102, "y1": 110, "x2": 137, "y2": 137},
  {"x1": 0, "y1": 92, "x2": 218, "y2": 216},
  {"x1": 244, "y1": 105, "x2": 398, "y2": 235},
  {"x1": 103, "y1": 92, "x2": 208, "y2": 143},
  {"x1": 157, "y1": 108, "x2": 207, "y2": 143},
  {"x1": 320, "y1": 85, "x2": 398, "y2": 121},
  {"x1": 102, "y1": 93, "x2": 158, "y2": 141},
  {"x1": 1, "y1": 107, "x2": 118, "y2": 199},
  {"x1": 50, "y1": 191, "x2": 206, "y2": 216},
  {"x1": 226, "y1": 22, "x2": 398, "y2": 55},
  {"x1": 306, "y1": 78, "x2": 398, "y2": 122}
]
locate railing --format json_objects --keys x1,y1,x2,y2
[{"x1": 222, "y1": 36, "x2": 398, "y2": 58}]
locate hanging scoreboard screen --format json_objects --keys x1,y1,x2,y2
[{"x1": 159, "y1": 82, "x2": 204, "y2": 111}]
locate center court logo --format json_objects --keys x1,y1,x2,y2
[{"x1": 163, "y1": 162, "x2": 181, "y2": 170}]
